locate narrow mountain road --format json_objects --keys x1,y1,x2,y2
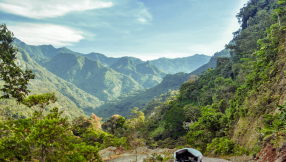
[{"x1": 106, "y1": 154, "x2": 231, "y2": 162}]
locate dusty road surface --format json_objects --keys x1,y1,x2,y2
[{"x1": 106, "y1": 155, "x2": 231, "y2": 162}]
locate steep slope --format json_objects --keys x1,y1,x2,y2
[
  {"x1": 150, "y1": 54, "x2": 211, "y2": 74},
  {"x1": 14, "y1": 40, "x2": 164, "y2": 88},
  {"x1": 43, "y1": 53, "x2": 143, "y2": 101},
  {"x1": 84, "y1": 52, "x2": 120, "y2": 66},
  {"x1": 225, "y1": 0, "x2": 282, "y2": 149},
  {"x1": 134, "y1": 0, "x2": 284, "y2": 154},
  {"x1": 136, "y1": 61, "x2": 167, "y2": 87},
  {"x1": 13, "y1": 38, "x2": 79, "y2": 64},
  {"x1": 84, "y1": 53, "x2": 144, "y2": 66},
  {"x1": 110, "y1": 57, "x2": 138, "y2": 75},
  {"x1": 94, "y1": 72, "x2": 189, "y2": 119},
  {"x1": 95, "y1": 50, "x2": 229, "y2": 119},
  {"x1": 136, "y1": 61, "x2": 166, "y2": 76},
  {"x1": 190, "y1": 49, "x2": 230, "y2": 76},
  {"x1": 110, "y1": 57, "x2": 168, "y2": 88},
  {"x1": 6, "y1": 46, "x2": 104, "y2": 118}
]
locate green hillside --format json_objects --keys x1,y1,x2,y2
[
  {"x1": 43, "y1": 53, "x2": 143, "y2": 101},
  {"x1": 150, "y1": 54, "x2": 211, "y2": 74},
  {"x1": 13, "y1": 38, "x2": 80, "y2": 65},
  {"x1": 84, "y1": 53, "x2": 144, "y2": 66},
  {"x1": 2, "y1": 0, "x2": 286, "y2": 161},
  {"x1": 110, "y1": 57, "x2": 137, "y2": 74},
  {"x1": 190, "y1": 49, "x2": 230, "y2": 76},
  {"x1": 110, "y1": 57, "x2": 167, "y2": 88},
  {"x1": 84, "y1": 52, "x2": 119, "y2": 66},
  {"x1": 95, "y1": 50, "x2": 229, "y2": 119},
  {"x1": 4, "y1": 46, "x2": 105, "y2": 118},
  {"x1": 133, "y1": 0, "x2": 286, "y2": 156},
  {"x1": 14, "y1": 40, "x2": 166, "y2": 88},
  {"x1": 94, "y1": 72, "x2": 189, "y2": 119}
]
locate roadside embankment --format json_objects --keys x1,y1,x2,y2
[{"x1": 99, "y1": 146, "x2": 231, "y2": 162}]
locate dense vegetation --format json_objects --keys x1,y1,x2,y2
[
  {"x1": 14, "y1": 39, "x2": 211, "y2": 119},
  {"x1": 43, "y1": 52, "x2": 144, "y2": 101},
  {"x1": 150, "y1": 54, "x2": 211, "y2": 74},
  {"x1": 189, "y1": 49, "x2": 230, "y2": 76},
  {"x1": 94, "y1": 72, "x2": 190, "y2": 120},
  {"x1": 93, "y1": 49, "x2": 229, "y2": 119},
  {"x1": 2, "y1": 0, "x2": 286, "y2": 160},
  {"x1": 0, "y1": 26, "x2": 144, "y2": 161},
  {"x1": 111, "y1": 57, "x2": 168, "y2": 88},
  {"x1": 0, "y1": 46, "x2": 106, "y2": 119},
  {"x1": 13, "y1": 38, "x2": 80, "y2": 65},
  {"x1": 101, "y1": 0, "x2": 286, "y2": 157}
]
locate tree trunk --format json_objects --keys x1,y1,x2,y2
[{"x1": 278, "y1": 14, "x2": 281, "y2": 27}]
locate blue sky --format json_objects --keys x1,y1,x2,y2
[{"x1": 0, "y1": 0, "x2": 249, "y2": 60}]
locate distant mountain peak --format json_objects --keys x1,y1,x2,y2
[
  {"x1": 150, "y1": 54, "x2": 211, "y2": 74},
  {"x1": 117, "y1": 57, "x2": 136, "y2": 64}
]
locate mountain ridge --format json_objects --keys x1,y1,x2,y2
[
  {"x1": 150, "y1": 54, "x2": 211, "y2": 74},
  {"x1": 11, "y1": 45, "x2": 105, "y2": 118},
  {"x1": 42, "y1": 52, "x2": 144, "y2": 101},
  {"x1": 110, "y1": 57, "x2": 168, "y2": 88},
  {"x1": 14, "y1": 38, "x2": 211, "y2": 75}
]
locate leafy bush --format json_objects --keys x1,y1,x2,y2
[
  {"x1": 186, "y1": 107, "x2": 228, "y2": 152},
  {"x1": 258, "y1": 101, "x2": 286, "y2": 148},
  {"x1": 206, "y1": 137, "x2": 249, "y2": 156},
  {"x1": 0, "y1": 106, "x2": 103, "y2": 161}
]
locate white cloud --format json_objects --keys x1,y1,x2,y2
[
  {"x1": 136, "y1": 2, "x2": 152, "y2": 23},
  {"x1": 0, "y1": 0, "x2": 113, "y2": 19},
  {"x1": 8, "y1": 23, "x2": 84, "y2": 46},
  {"x1": 138, "y1": 18, "x2": 147, "y2": 23}
]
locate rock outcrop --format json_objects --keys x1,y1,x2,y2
[{"x1": 254, "y1": 143, "x2": 286, "y2": 162}]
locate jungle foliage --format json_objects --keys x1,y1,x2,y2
[
  {"x1": 135, "y1": 0, "x2": 286, "y2": 156},
  {"x1": 1, "y1": 0, "x2": 286, "y2": 160},
  {"x1": 0, "y1": 25, "x2": 132, "y2": 161}
]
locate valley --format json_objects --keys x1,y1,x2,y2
[
  {"x1": 1, "y1": 0, "x2": 286, "y2": 161},
  {"x1": 11, "y1": 39, "x2": 213, "y2": 119}
]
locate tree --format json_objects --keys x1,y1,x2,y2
[
  {"x1": 28, "y1": 107, "x2": 75, "y2": 162},
  {"x1": 0, "y1": 25, "x2": 102, "y2": 162},
  {"x1": 0, "y1": 24, "x2": 35, "y2": 103},
  {"x1": 0, "y1": 95, "x2": 103, "y2": 162},
  {"x1": 21, "y1": 92, "x2": 57, "y2": 119},
  {"x1": 102, "y1": 114, "x2": 126, "y2": 135},
  {"x1": 126, "y1": 108, "x2": 145, "y2": 162},
  {"x1": 91, "y1": 113, "x2": 102, "y2": 130}
]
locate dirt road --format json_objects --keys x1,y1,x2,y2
[{"x1": 106, "y1": 155, "x2": 231, "y2": 162}]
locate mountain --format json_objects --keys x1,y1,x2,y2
[
  {"x1": 110, "y1": 57, "x2": 167, "y2": 88},
  {"x1": 14, "y1": 39, "x2": 212, "y2": 77},
  {"x1": 3, "y1": 0, "x2": 285, "y2": 159},
  {"x1": 12, "y1": 39, "x2": 214, "y2": 119},
  {"x1": 43, "y1": 53, "x2": 144, "y2": 101},
  {"x1": 13, "y1": 40, "x2": 166, "y2": 88},
  {"x1": 94, "y1": 72, "x2": 189, "y2": 119},
  {"x1": 189, "y1": 49, "x2": 230, "y2": 75},
  {"x1": 110, "y1": 57, "x2": 137, "y2": 74},
  {"x1": 13, "y1": 38, "x2": 80, "y2": 64},
  {"x1": 84, "y1": 53, "x2": 144, "y2": 66},
  {"x1": 150, "y1": 54, "x2": 211, "y2": 74},
  {"x1": 10, "y1": 45, "x2": 105, "y2": 118},
  {"x1": 84, "y1": 53, "x2": 119, "y2": 66},
  {"x1": 94, "y1": 49, "x2": 230, "y2": 119},
  {"x1": 134, "y1": 0, "x2": 284, "y2": 154}
]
